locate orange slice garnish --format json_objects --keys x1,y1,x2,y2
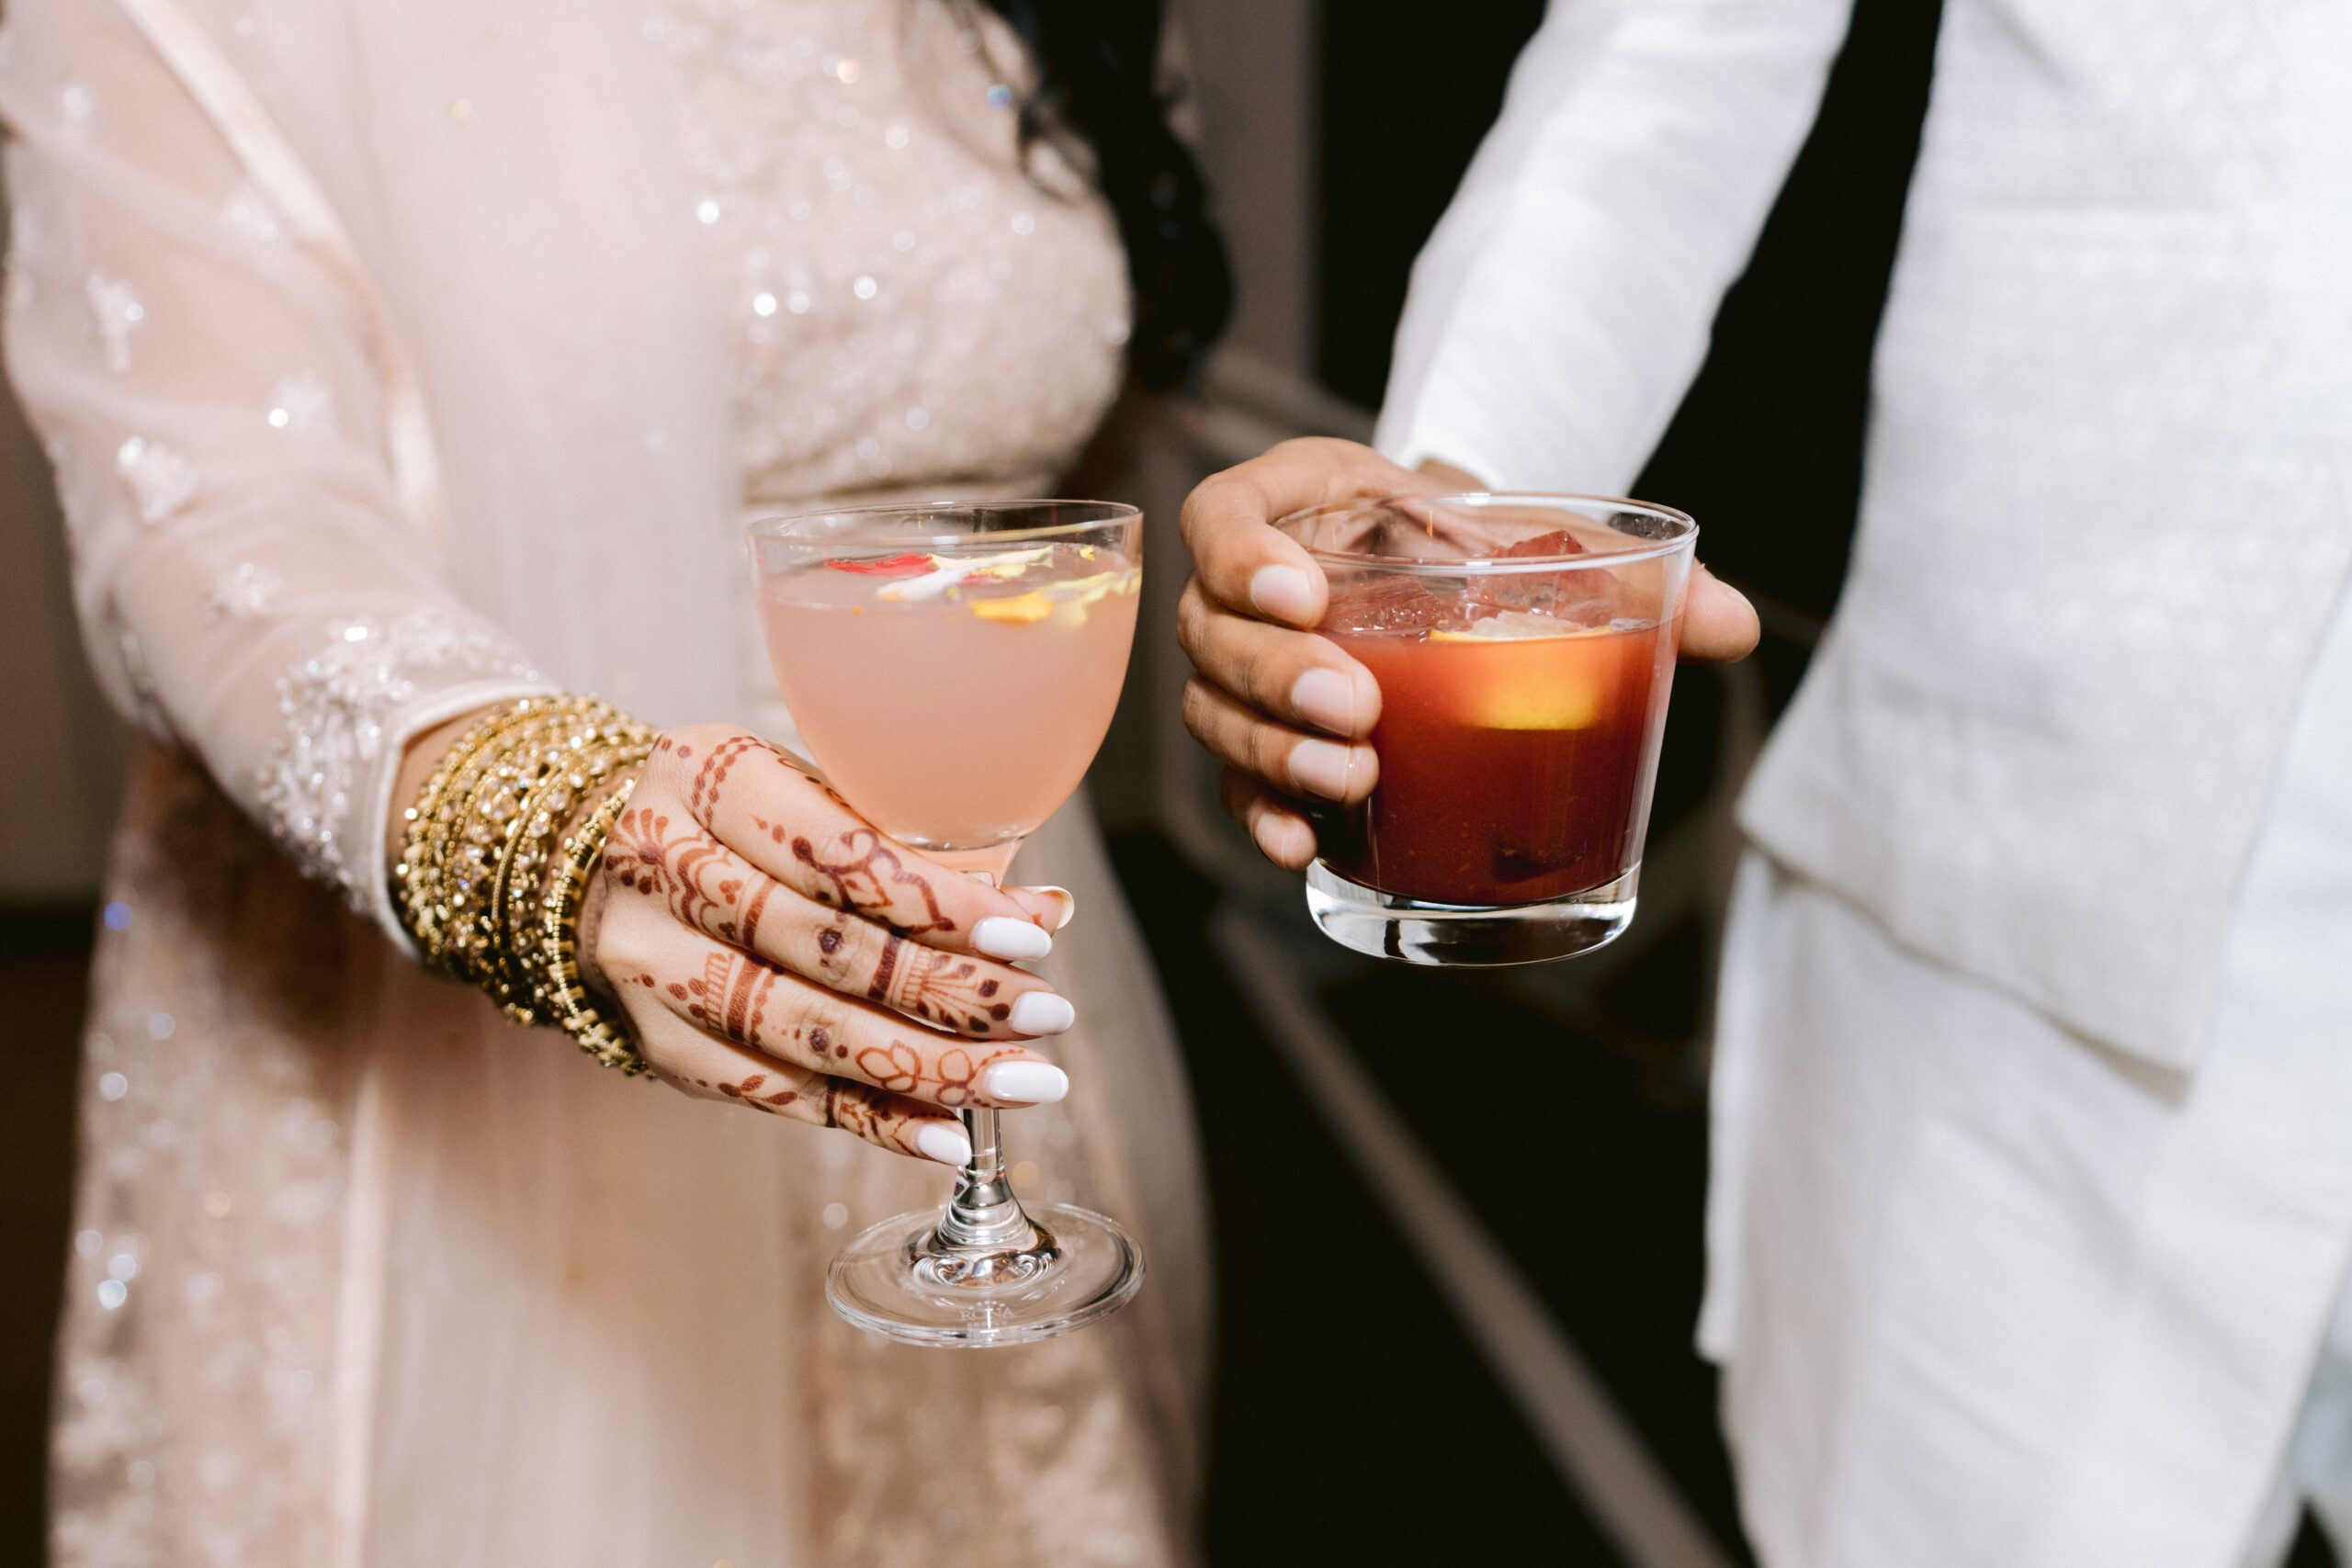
[{"x1": 971, "y1": 591, "x2": 1053, "y2": 625}]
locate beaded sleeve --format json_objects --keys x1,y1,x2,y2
[{"x1": 0, "y1": 0, "x2": 554, "y2": 941}]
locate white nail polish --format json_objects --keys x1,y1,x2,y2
[
  {"x1": 1035, "y1": 886, "x2": 1077, "y2": 930},
  {"x1": 982, "y1": 1061, "x2": 1069, "y2": 1104},
  {"x1": 1008, "y1": 992, "x2": 1075, "y2": 1035},
  {"x1": 915, "y1": 1122, "x2": 973, "y2": 1166},
  {"x1": 973, "y1": 915, "x2": 1052, "y2": 960}
]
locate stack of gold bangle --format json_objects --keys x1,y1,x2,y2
[{"x1": 393, "y1": 694, "x2": 658, "y2": 1074}]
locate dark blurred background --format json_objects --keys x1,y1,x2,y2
[{"x1": 0, "y1": 1, "x2": 1944, "y2": 1562}]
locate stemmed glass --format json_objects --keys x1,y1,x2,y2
[{"x1": 747, "y1": 500, "x2": 1146, "y2": 1347}]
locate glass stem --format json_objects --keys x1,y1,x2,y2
[
  {"x1": 933, "y1": 859, "x2": 1039, "y2": 1252},
  {"x1": 938, "y1": 1107, "x2": 1037, "y2": 1251}
]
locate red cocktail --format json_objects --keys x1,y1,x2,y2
[{"x1": 1278, "y1": 495, "x2": 1695, "y2": 964}]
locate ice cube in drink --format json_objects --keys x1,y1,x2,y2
[
  {"x1": 758, "y1": 542, "x2": 1140, "y2": 854},
  {"x1": 1315, "y1": 526, "x2": 1679, "y2": 907}
]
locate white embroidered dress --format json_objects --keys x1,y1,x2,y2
[{"x1": 4, "y1": 1, "x2": 1207, "y2": 1562}]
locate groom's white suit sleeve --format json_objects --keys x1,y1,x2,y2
[{"x1": 1377, "y1": 0, "x2": 1858, "y2": 494}]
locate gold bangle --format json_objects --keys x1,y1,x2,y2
[
  {"x1": 475, "y1": 708, "x2": 590, "y2": 1001},
  {"x1": 494, "y1": 724, "x2": 654, "y2": 1025},
  {"x1": 390, "y1": 694, "x2": 656, "y2": 1077},
  {"x1": 539, "y1": 781, "x2": 650, "y2": 1075},
  {"x1": 437, "y1": 706, "x2": 564, "y2": 987},
  {"x1": 395, "y1": 698, "x2": 546, "y2": 962},
  {"x1": 432, "y1": 696, "x2": 625, "y2": 991}
]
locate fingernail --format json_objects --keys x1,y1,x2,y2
[
  {"x1": 1250, "y1": 565, "x2": 1315, "y2": 625},
  {"x1": 973, "y1": 916, "x2": 1052, "y2": 960},
  {"x1": 1288, "y1": 738, "x2": 1355, "y2": 800},
  {"x1": 983, "y1": 1060, "x2": 1069, "y2": 1104},
  {"x1": 915, "y1": 1121, "x2": 973, "y2": 1166},
  {"x1": 1033, "y1": 886, "x2": 1077, "y2": 930},
  {"x1": 1253, "y1": 810, "x2": 1317, "y2": 869},
  {"x1": 1291, "y1": 667, "x2": 1358, "y2": 734},
  {"x1": 1008, "y1": 992, "x2": 1075, "y2": 1035}
]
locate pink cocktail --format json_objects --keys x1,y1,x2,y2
[
  {"x1": 758, "y1": 541, "x2": 1139, "y2": 869},
  {"x1": 747, "y1": 500, "x2": 1146, "y2": 1349}
]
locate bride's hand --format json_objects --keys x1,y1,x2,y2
[{"x1": 582, "y1": 723, "x2": 1077, "y2": 1167}]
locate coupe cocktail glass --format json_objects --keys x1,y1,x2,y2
[
  {"x1": 748, "y1": 499, "x2": 1145, "y2": 1346},
  {"x1": 1276, "y1": 493, "x2": 1696, "y2": 965}
]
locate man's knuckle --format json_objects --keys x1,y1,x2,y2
[
  {"x1": 1238, "y1": 637, "x2": 1284, "y2": 708},
  {"x1": 1174, "y1": 583, "x2": 1205, "y2": 644},
  {"x1": 1253, "y1": 725, "x2": 1294, "y2": 780}
]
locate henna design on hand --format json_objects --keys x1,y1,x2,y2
[
  {"x1": 709, "y1": 1066, "x2": 804, "y2": 1111},
  {"x1": 677, "y1": 728, "x2": 958, "y2": 938},
  {"x1": 606, "y1": 807, "x2": 741, "y2": 942},
  {"x1": 661, "y1": 944, "x2": 1034, "y2": 1107},
  {"x1": 688, "y1": 733, "x2": 764, "y2": 820},
  {"x1": 698, "y1": 1060, "x2": 938, "y2": 1158},
  {"x1": 788, "y1": 828, "x2": 954, "y2": 934},
  {"x1": 821, "y1": 1078, "x2": 931, "y2": 1156},
  {"x1": 867, "y1": 937, "x2": 1018, "y2": 1035},
  {"x1": 606, "y1": 805, "x2": 780, "y2": 961},
  {"x1": 613, "y1": 726, "x2": 1056, "y2": 1150},
  {"x1": 666, "y1": 943, "x2": 780, "y2": 1047},
  {"x1": 752, "y1": 739, "x2": 854, "y2": 812}
]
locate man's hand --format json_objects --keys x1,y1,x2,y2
[{"x1": 1175, "y1": 438, "x2": 1758, "y2": 868}]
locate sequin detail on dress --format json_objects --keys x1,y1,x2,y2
[
  {"x1": 86, "y1": 274, "x2": 145, "y2": 375},
  {"x1": 207, "y1": 562, "x2": 284, "y2": 623},
  {"x1": 643, "y1": 0, "x2": 1128, "y2": 502},
  {"x1": 59, "y1": 79, "x2": 97, "y2": 138},
  {"x1": 220, "y1": 182, "x2": 284, "y2": 244},
  {"x1": 266, "y1": 373, "x2": 335, "y2": 438},
  {"x1": 257, "y1": 610, "x2": 538, "y2": 909},
  {"x1": 51, "y1": 755, "x2": 358, "y2": 1568},
  {"x1": 115, "y1": 435, "x2": 198, "y2": 524}
]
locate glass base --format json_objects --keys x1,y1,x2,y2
[
  {"x1": 826, "y1": 1201, "x2": 1145, "y2": 1348},
  {"x1": 1305, "y1": 860, "x2": 1639, "y2": 965}
]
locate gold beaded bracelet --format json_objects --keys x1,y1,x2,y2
[
  {"x1": 448, "y1": 701, "x2": 624, "y2": 997},
  {"x1": 393, "y1": 695, "x2": 655, "y2": 1071},
  {"x1": 398, "y1": 695, "x2": 602, "y2": 974},
  {"x1": 395, "y1": 699, "x2": 546, "y2": 959},
  {"x1": 537, "y1": 782, "x2": 652, "y2": 1076},
  {"x1": 492, "y1": 723, "x2": 654, "y2": 1024}
]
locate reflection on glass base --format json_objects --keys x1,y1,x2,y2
[
  {"x1": 826, "y1": 1201, "x2": 1144, "y2": 1348},
  {"x1": 1305, "y1": 860, "x2": 1640, "y2": 966}
]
